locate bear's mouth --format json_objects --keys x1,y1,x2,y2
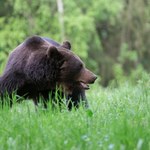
[{"x1": 79, "y1": 81, "x2": 89, "y2": 90}]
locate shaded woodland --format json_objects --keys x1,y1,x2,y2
[{"x1": 0, "y1": 0, "x2": 149, "y2": 86}]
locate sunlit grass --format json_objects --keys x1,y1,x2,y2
[{"x1": 0, "y1": 79, "x2": 150, "y2": 150}]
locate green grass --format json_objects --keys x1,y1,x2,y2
[{"x1": 0, "y1": 79, "x2": 150, "y2": 150}]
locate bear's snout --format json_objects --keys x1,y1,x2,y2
[
  {"x1": 81, "y1": 68, "x2": 97, "y2": 84},
  {"x1": 76, "y1": 68, "x2": 97, "y2": 90},
  {"x1": 88, "y1": 74, "x2": 97, "y2": 84}
]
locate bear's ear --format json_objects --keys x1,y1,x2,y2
[
  {"x1": 47, "y1": 46, "x2": 60, "y2": 58},
  {"x1": 61, "y1": 41, "x2": 71, "y2": 50}
]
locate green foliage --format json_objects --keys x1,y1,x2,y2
[
  {"x1": 0, "y1": 78, "x2": 149, "y2": 149},
  {"x1": 0, "y1": 0, "x2": 149, "y2": 86}
]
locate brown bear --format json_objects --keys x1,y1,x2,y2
[
  {"x1": 43, "y1": 37, "x2": 89, "y2": 109},
  {"x1": 0, "y1": 36, "x2": 97, "y2": 109}
]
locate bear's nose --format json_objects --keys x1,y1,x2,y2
[
  {"x1": 93, "y1": 75, "x2": 97, "y2": 81},
  {"x1": 92, "y1": 75, "x2": 97, "y2": 82},
  {"x1": 89, "y1": 75, "x2": 97, "y2": 84}
]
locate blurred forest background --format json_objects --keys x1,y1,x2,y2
[{"x1": 0, "y1": 0, "x2": 149, "y2": 87}]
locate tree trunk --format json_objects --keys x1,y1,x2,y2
[{"x1": 57, "y1": 0, "x2": 65, "y2": 41}]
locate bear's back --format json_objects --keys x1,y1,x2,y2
[{"x1": 42, "y1": 37, "x2": 60, "y2": 47}]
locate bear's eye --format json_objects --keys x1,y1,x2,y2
[
  {"x1": 76, "y1": 63, "x2": 83, "y2": 72},
  {"x1": 79, "y1": 64, "x2": 83, "y2": 69}
]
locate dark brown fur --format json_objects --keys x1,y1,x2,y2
[
  {"x1": 0, "y1": 36, "x2": 97, "y2": 109},
  {"x1": 43, "y1": 37, "x2": 88, "y2": 109}
]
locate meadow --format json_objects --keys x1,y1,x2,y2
[
  {"x1": 0, "y1": 0, "x2": 149, "y2": 149},
  {"x1": 0, "y1": 76, "x2": 149, "y2": 150}
]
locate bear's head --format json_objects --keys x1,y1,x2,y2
[
  {"x1": 25, "y1": 36, "x2": 97, "y2": 94},
  {"x1": 48, "y1": 44, "x2": 97, "y2": 93}
]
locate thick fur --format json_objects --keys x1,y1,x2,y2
[
  {"x1": 43, "y1": 37, "x2": 88, "y2": 109},
  {"x1": 0, "y1": 36, "x2": 97, "y2": 109}
]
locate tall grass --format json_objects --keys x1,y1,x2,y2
[{"x1": 0, "y1": 76, "x2": 149, "y2": 150}]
